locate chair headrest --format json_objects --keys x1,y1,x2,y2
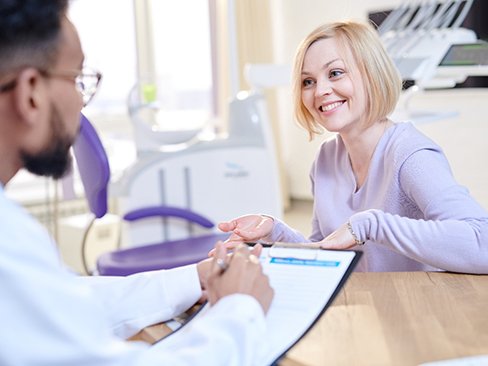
[{"x1": 72, "y1": 114, "x2": 110, "y2": 218}]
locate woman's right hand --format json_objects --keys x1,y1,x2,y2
[{"x1": 210, "y1": 214, "x2": 274, "y2": 255}]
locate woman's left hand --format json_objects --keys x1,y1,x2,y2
[{"x1": 319, "y1": 223, "x2": 357, "y2": 250}]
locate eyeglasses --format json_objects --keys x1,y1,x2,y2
[
  {"x1": 41, "y1": 67, "x2": 103, "y2": 106},
  {"x1": 0, "y1": 66, "x2": 102, "y2": 106}
]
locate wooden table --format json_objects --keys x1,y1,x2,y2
[
  {"x1": 282, "y1": 272, "x2": 488, "y2": 366},
  {"x1": 134, "y1": 272, "x2": 488, "y2": 366}
]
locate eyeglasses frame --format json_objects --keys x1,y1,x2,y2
[{"x1": 0, "y1": 66, "x2": 102, "y2": 107}]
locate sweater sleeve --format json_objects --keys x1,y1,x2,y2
[
  {"x1": 264, "y1": 217, "x2": 309, "y2": 243},
  {"x1": 351, "y1": 148, "x2": 488, "y2": 273}
]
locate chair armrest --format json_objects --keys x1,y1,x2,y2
[{"x1": 123, "y1": 206, "x2": 215, "y2": 228}]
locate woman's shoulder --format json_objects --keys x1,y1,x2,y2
[
  {"x1": 317, "y1": 132, "x2": 343, "y2": 153},
  {"x1": 310, "y1": 133, "x2": 344, "y2": 173},
  {"x1": 385, "y1": 122, "x2": 443, "y2": 162}
]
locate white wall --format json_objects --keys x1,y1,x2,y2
[
  {"x1": 268, "y1": 0, "x2": 488, "y2": 210},
  {"x1": 405, "y1": 88, "x2": 488, "y2": 210}
]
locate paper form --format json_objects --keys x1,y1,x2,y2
[
  {"x1": 257, "y1": 247, "x2": 359, "y2": 365},
  {"x1": 162, "y1": 247, "x2": 359, "y2": 366}
]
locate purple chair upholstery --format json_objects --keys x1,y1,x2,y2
[
  {"x1": 73, "y1": 114, "x2": 110, "y2": 218},
  {"x1": 72, "y1": 114, "x2": 228, "y2": 276}
]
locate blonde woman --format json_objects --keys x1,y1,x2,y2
[{"x1": 218, "y1": 20, "x2": 488, "y2": 273}]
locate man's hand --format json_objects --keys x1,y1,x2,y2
[{"x1": 198, "y1": 241, "x2": 274, "y2": 314}]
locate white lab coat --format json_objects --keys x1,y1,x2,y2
[{"x1": 0, "y1": 186, "x2": 266, "y2": 366}]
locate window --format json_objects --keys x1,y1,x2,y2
[
  {"x1": 69, "y1": 0, "x2": 137, "y2": 114},
  {"x1": 68, "y1": 0, "x2": 214, "y2": 133},
  {"x1": 150, "y1": 0, "x2": 213, "y2": 114}
]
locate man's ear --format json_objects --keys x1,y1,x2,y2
[{"x1": 13, "y1": 68, "x2": 49, "y2": 126}]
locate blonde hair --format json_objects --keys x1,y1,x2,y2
[{"x1": 292, "y1": 20, "x2": 402, "y2": 140}]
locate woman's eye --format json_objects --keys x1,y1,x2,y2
[
  {"x1": 330, "y1": 69, "x2": 344, "y2": 78},
  {"x1": 302, "y1": 79, "x2": 314, "y2": 88}
]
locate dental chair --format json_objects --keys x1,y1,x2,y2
[{"x1": 72, "y1": 114, "x2": 228, "y2": 276}]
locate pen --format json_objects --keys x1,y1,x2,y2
[{"x1": 216, "y1": 258, "x2": 228, "y2": 274}]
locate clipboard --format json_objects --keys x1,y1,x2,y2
[
  {"x1": 258, "y1": 245, "x2": 361, "y2": 365},
  {"x1": 154, "y1": 245, "x2": 361, "y2": 366}
]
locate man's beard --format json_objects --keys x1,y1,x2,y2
[{"x1": 21, "y1": 106, "x2": 75, "y2": 180}]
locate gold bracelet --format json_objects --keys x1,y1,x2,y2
[{"x1": 347, "y1": 221, "x2": 365, "y2": 246}]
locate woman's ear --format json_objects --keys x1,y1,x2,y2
[{"x1": 13, "y1": 68, "x2": 49, "y2": 126}]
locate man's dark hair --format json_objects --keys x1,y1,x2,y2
[{"x1": 0, "y1": 0, "x2": 68, "y2": 73}]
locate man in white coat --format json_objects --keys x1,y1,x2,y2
[{"x1": 0, "y1": 1, "x2": 274, "y2": 365}]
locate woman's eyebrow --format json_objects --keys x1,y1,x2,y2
[
  {"x1": 302, "y1": 58, "x2": 341, "y2": 76},
  {"x1": 322, "y1": 58, "x2": 341, "y2": 69}
]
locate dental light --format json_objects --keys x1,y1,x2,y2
[{"x1": 379, "y1": 0, "x2": 488, "y2": 89}]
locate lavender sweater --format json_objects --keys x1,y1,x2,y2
[{"x1": 268, "y1": 122, "x2": 488, "y2": 273}]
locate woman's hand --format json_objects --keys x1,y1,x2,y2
[
  {"x1": 209, "y1": 214, "x2": 274, "y2": 256},
  {"x1": 319, "y1": 223, "x2": 357, "y2": 250}
]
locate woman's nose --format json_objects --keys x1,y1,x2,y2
[{"x1": 315, "y1": 79, "x2": 332, "y2": 97}]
